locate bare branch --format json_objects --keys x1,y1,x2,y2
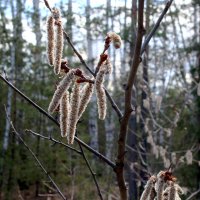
[
  {"x1": 186, "y1": 188, "x2": 200, "y2": 200},
  {"x1": 77, "y1": 141, "x2": 103, "y2": 200},
  {"x1": 140, "y1": 0, "x2": 173, "y2": 55},
  {"x1": 25, "y1": 129, "x2": 82, "y2": 154},
  {"x1": 5, "y1": 110, "x2": 66, "y2": 200},
  {"x1": 115, "y1": 1, "x2": 145, "y2": 199}
]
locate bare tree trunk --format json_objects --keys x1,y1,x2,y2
[{"x1": 86, "y1": 0, "x2": 98, "y2": 151}]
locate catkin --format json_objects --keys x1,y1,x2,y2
[
  {"x1": 140, "y1": 176, "x2": 156, "y2": 200},
  {"x1": 54, "y1": 20, "x2": 63, "y2": 75},
  {"x1": 168, "y1": 182, "x2": 176, "y2": 200},
  {"x1": 108, "y1": 32, "x2": 122, "y2": 49},
  {"x1": 156, "y1": 171, "x2": 165, "y2": 200},
  {"x1": 78, "y1": 83, "x2": 94, "y2": 119},
  {"x1": 68, "y1": 81, "x2": 80, "y2": 144},
  {"x1": 60, "y1": 91, "x2": 70, "y2": 137},
  {"x1": 95, "y1": 69, "x2": 107, "y2": 120},
  {"x1": 48, "y1": 70, "x2": 75, "y2": 113},
  {"x1": 46, "y1": 15, "x2": 55, "y2": 65}
]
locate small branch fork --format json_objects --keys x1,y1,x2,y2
[{"x1": 5, "y1": 109, "x2": 67, "y2": 200}]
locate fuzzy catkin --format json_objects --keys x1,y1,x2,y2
[
  {"x1": 54, "y1": 21, "x2": 63, "y2": 75},
  {"x1": 48, "y1": 70, "x2": 75, "y2": 113},
  {"x1": 46, "y1": 15, "x2": 55, "y2": 65},
  {"x1": 156, "y1": 171, "x2": 165, "y2": 200},
  {"x1": 78, "y1": 83, "x2": 94, "y2": 119},
  {"x1": 108, "y1": 32, "x2": 122, "y2": 49},
  {"x1": 95, "y1": 69, "x2": 107, "y2": 120},
  {"x1": 140, "y1": 176, "x2": 156, "y2": 200},
  {"x1": 68, "y1": 81, "x2": 80, "y2": 144},
  {"x1": 60, "y1": 91, "x2": 70, "y2": 137},
  {"x1": 168, "y1": 182, "x2": 176, "y2": 200}
]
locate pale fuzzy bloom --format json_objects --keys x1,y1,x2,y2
[
  {"x1": 78, "y1": 83, "x2": 94, "y2": 119},
  {"x1": 185, "y1": 150, "x2": 193, "y2": 165},
  {"x1": 95, "y1": 69, "x2": 107, "y2": 120},
  {"x1": 68, "y1": 81, "x2": 80, "y2": 144},
  {"x1": 165, "y1": 128, "x2": 172, "y2": 137},
  {"x1": 155, "y1": 171, "x2": 166, "y2": 200},
  {"x1": 155, "y1": 96, "x2": 162, "y2": 113},
  {"x1": 143, "y1": 98, "x2": 150, "y2": 110},
  {"x1": 107, "y1": 32, "x2": 122, "y2": 48},
  {"x1": 164, "y1": 158, "x2": 170, "y2": 168},
  {"x1": 52, "y1": 8, "x2": 61, "y2": 20},
  {"x1": 54, "y1": 21, "x2": 63, "y2": 75},
  {"x1": 168, "y1": 182, "x2": 176, "y2": 200},
  {"x1": 48, "y1": 70, "x2": 75, "y2": 113},
  {"x1": 171, "y1": 152, "x2": 177, "y2": 165},
  {"x1": 60, "y1": 91, "x2": 70, "y2": 137},
  {"x1": 197, "y1": 82, "x2": 200, "y2": 96},
  {"x1": 140, "y1": 176, "x2": 156, "y2": 200},
  {"x1": 102, "y1": 57, "x2": 112, "y2": 74},
  {"x1": 46, "y1": 15, "x2": 55, "y2": 65}
]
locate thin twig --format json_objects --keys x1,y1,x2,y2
[
  {"x1": 140, "y1": 0, "x2": 173, "y2": 55},
  {"x1": 5, "y1": 109, "x2": 66, "y2": 200},
  {"x1": 77, "y1": 141, "x2": 103, "y2": 200},
  {"x1": 0, "y1": 74, "x2": 115, "y2": 169},
  {"x1": 25, "y1": 129, "x2": 82, "y2": 154},
  {"x1": 186, "y1": 188, "x2": 200, "y2": 200}
]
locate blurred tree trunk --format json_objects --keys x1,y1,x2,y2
[
  {"x1": 86, "y1": 0, "x2": 98, "y2": 151},
  {"x1": 32, "y1": 0, "x2": 43, "y2": 196},
  {"x1": 139, "y1": 0, "x2": 150, "y2": 192}
]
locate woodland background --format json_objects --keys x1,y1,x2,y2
[{"x1": 0, "y1": 0, "x2": 199, "y2": 199}]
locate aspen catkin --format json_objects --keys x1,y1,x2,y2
[
  {"x1": 48, "y1": 70, "x2": 75, "y2": 113},
  {"x1": 54, "y1": 20, "x2": 63, "y2": 75},
  {"x1": 95, "y1": 69, "x2": 107, "y2": 120},
  {"x1": 78, "y1": 83, "x2": 94, "y2": 119},
  {"x1": 156, "y1": 171, "x2": 166, "y2": 200},
  {"x1": 107, "y1": 32, "x2": 122, "y2": 49},
  {"x1": 140, "y1": 176, "x2": 156, "y2": 200},
  {"x1": 68, "y1": 81, "x2": 80, "y2": 144},
  {"x1": 46, "y1": 15, "x2": 55, "y2": 65},
  {"x1": 168, "y1": 182, "x2": 176, "y2": 200},
  {"x1": 60, "y1": 91, "x2": 70, "y2": 137}
]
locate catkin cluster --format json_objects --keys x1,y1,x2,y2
[
  {"x1": 139, "y1": 171, "x2": 184, "y2": 200},
  {"x1": 46, "y1": 8, "x2": 63, "y2": 75}
]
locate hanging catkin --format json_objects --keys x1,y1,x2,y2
[
  {"x1": 95, "y1": 69, "x2": 107, "y2": 120},
  {"x1": 156, "y1": 171, "x2": 165, "y2": 200},
  {"x1": 48, "y1": 70, "x2": 75, "y2": 113},
  {"x1": 78, "y1": 83, "x2": 94, "y2": 119},
  {"x1": 140, "y1": 176, "x2": 156, "y2": 200},
  {"x1": 46, "y1": 15, "x2": 55, "y2": 65},
  {"x1": 60, "y1": 91, "x2": 70, "y2": 137},
  {"x1": 168, "y1": 182, "x2": 176, "y2": 200},
  {"x1": 54, "y1": 20, "x2": 63, "y2": 75},
  {"x1": 68, "y1": 81, "x2": 80, "y2": 144}
]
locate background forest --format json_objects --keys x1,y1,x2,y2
[{"x1": 0, "y1": 0, "x2": 199, "y2": 199}]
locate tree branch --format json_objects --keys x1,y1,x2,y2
[
  {"x1": 0, "y1": 73, "x2": 115, "y2": 169},
  {"x1": 5, "y1": 112, "x2": 66, "y2": 200},
  {"x1": 115, "y1": 1, "x2": 145, "y2": 199},
  {"x1": 140, "y1": 0, "x2": 173, "y2": 55},
  {"x1": 25, "y1": 129, "x2": 82, "y2": 154},
  {"x1": 77, "y1": 141, "x2": 103, "y2": 200}
]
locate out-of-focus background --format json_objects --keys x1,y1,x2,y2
[{"x1": 0, "y1": 0, "x2": 199, "y2": 199}]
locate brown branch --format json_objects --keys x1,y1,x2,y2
[
  {"x1": 77, "y1": 141, "x2": 103, "y2": 200},
  {"x1": 0, "y1": 73, "x2": 115, "y2": 169},
  {"x1": 25, "y1": 129, "x2": 82, "y2": 154},
  {"x1": 5, "y1": 111, "x2": 66, "y2": 200},
  {"x1": 115, "y1": 1, "x2": 145, "y2": 199},
  {"x1": 140, "y1": 0, "x2": 173, "y2": 55}
]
